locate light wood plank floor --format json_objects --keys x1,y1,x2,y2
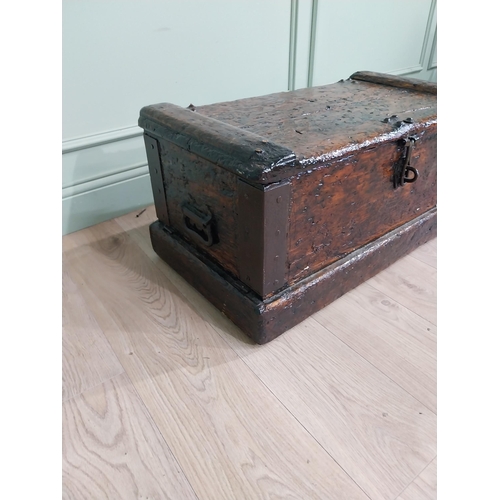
[{"x1": 62, "y1": 206, "x2": 437, "y2": 500}]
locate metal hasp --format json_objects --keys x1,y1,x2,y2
[
  {"x1": 393, "y1": 136, "x2": 419, "y2": 189},
  {"x1": 237, "y1": 179, "x2": 291, "y2": 298}
]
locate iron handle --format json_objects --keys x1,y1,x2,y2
[{"x1": 182, "y1": 204, "x2": 215, "y2": 247}]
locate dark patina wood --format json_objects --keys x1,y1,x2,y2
[
  {"x1": 237, "y1": 180, "x2": 291, "y2": 297},
  {"x1": 143, "y1": 135, "x2": 169, "y2": 226},
  {"x1": 350, "y1": 71, "x2": 437, "y2": 94},
  {"x1": 286, "y1": 123, "x2": 437, "y2": 284},
  {"x1": 140, "y1": 74, "x2": 436, "y2": 184},
  {"x1": 194, "y1": 76, "x2": 436, "y2": 179},
  {"x1": 159, "y1": 139, "x2": 239, "y2": 276},
  {"x1": 150, "y1": 208, "x2": 436, "y2": 344},
  {"x1": 138, "y1": 103, "x2": 296, "y2": 184},
  {"x1": 139, "y1": 71, "x2": 437, "y2": 343}
]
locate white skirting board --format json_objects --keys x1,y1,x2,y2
[
  {"x1": 62, "y1": 128, "x2": 153, "y2": 235},
  {"x1": 62, "y1": 172, "x2": 153, "y2": 235}
]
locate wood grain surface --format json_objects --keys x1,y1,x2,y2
[
  {"x1": 140, "y1": 74, "x2": 436, "y2": 308},
  {"x1": 64, "y1": 218, "x2": 369, "y2": 500},
  {"x1": 409, "y1": 238, "x2": 437, "y2": 269},
  {"x1": 161, "y1": 140, "x2": 239, "y2": 276},
  {"x1": 62, "y1": 267, "x2": 123, "y2": 402},
  {"x1": 367, "y1": 255, "x2": 437, "y2": 325},
  {"x1": 62, "y1": 373, "x2": 197, "y2": 500},
  {"x1": 141, "y1": 76, "x2": 436, "y2": 183},
  {"x1": 396, "y1": 457, "x2": 437, "y2": 500},
  {"x1": 197, "y1": 78, "x2": 437, "y2": 171},
  {"x1": 313, "y1": 285, "x2": 437, "y2": 413},
  {"x1": 287, "y1": 126, "x2": 436, "y2": 284},
  {"x1": 350, "y1": 71, "x2": 437, "y2": 95},
  {"x1": 62, "y1": 206, "x2": 437, "y2": 500},
  {"x1": 219, "y1": 318, "x2": 436, "y2": 500}
]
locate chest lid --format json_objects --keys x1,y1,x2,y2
[{"x1": 138, "y1": 71, "x2": 437, "y2": 184}]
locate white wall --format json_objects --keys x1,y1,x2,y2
[{"x1": 62, "y1": 0, "x2": 437, "y2": 234}]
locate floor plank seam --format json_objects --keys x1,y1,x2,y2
[
  {"x1": 63, "y1": 271, "x2": 130, "y2": 404},
  {"x1": 128, "y1": 383, "x2": 202, "y2": 500},
  {"x1": 391, "y1": 454, "x2": 437, "y2": 500},
  {"x1": 111, "y1": 226, "x2": 370, "y2": 497},
  {"x1": 366, "y1": 280, "x2": 437, "y2": 327},
  {"x1": 111, "y1": 372, "x2": 202, "y2": 500},
  {"x1": 309, "y1": 316, "x2": 437, "y2": 415},
  {"x1": 62, "y1": 369, "x2": 125, "y2": 404},
  {"x1": 363, "y1": 282, "x2": 437, "y2": 336},
  {"x1": 63, "y1": 215, "x2": 436, "y2": 499},
  {"x1": 407, "y1": 252, "x2": 437, "y2": 269},
  {"x1": 409, "y1": 254, "x2": 437, "y2": 269},
  {"x1": 85, "y1": 289, "x2": 132, "y2": 385},
  {"x1": 209, "y1": 322, "x2": 373, "y2": 500},
  {"x1": 64, "y1": 236, "x2": 202, "y2": 500}
]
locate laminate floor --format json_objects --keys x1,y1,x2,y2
[{"x1": 62, "y1": 206, "x2": 437, "y2": 500}]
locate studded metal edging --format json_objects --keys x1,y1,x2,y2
[{"x1": 237, "y1": 180, "x2": 291, "y2": 298}]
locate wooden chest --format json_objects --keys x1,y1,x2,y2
[{"x1": 139, "y1": 71, "x2": 437, "y2": 344}]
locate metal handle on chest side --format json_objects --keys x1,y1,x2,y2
[{"x1": 181, "y1": 204, "x2": 215, "y2": 247}]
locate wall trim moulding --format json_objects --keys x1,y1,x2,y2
[
  {"x1": 389, "y1": 65, "x2": 424, "y2": 76},
  {"x1": 62, "y1": 162, "x2": 149, "y2": 198},
  {"x1": 428, "y1": 29, "x2": 437, "y2": 70},
  {"x1": 62, "y1": 125, "x2": 143, "y2": 154},
  {"x1": 387, "y1": 0, "x2": 436, "y2": 78},
  {"x1": 288, "y1": 0, "x2": 299, "y2": 91},
  {"x1": 307, "y1": 0, "x2": 318, "y2": 87},
  {"x1": 62, "y1": 173, "x2": 153, "y2": 235},
  {"x1": 419, "y1": 0, "x2": 437, "y2": 67},
  {"x1": 307, "y1": 0, "x2": 435, "y2": 88}
]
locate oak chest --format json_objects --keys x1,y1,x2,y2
[{"x1": 139, "y1": 71, "x2": 437, "y2": 344}]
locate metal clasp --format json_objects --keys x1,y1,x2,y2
[{"x1": 394, "y1": 136, "x2": 419, "y2": 188}]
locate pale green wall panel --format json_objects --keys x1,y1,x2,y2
[
  {"x1": 312, "y1": 0, "x2": 434, "y2": 84},
  {"x1": 62, "y1": 0, "x2": 291, "y2": 141}
]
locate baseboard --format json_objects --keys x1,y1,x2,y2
[
  {"x1": 62, "y1": 125, "x2": 154, "y2": 235},
  {"x1": 62, "y1": 172, "x2": 153, "y2": 235}
]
